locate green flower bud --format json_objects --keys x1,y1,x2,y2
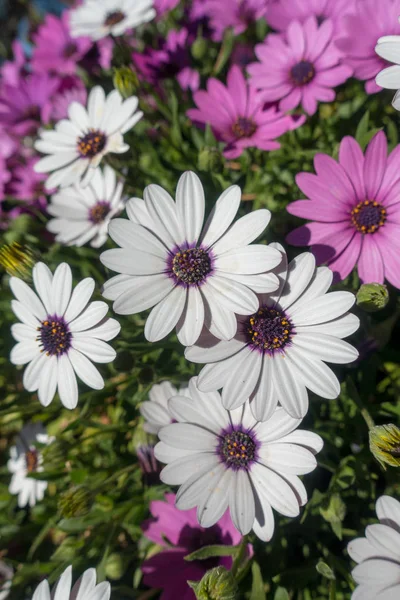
[
  {"x1": 0, "y1": 243, "x2": 37, "y2": 282},
  {"x1": 188, "y1": 566, "x2": 239, "y2": 600},
  {"x1": 113, "y1": 66, "x2": 139, "y2": 99},
  {"x1": 58, "y1": 486, "x2": 92, "y2": 518},
  {"x1": 198, "y1": 148, "x2": 224, "y2": 173},
  {"x1": 105, "y1": 553, "x2": 125, "y2": 580},
  {"x1": 356, "y1": 283, "x2": 389, "y2": 312},
  {"x1": 370, "y1": 424, "x2": 400, "y2": 469},
  {"x1": 191, "y1": 37, "x2": 208, "y2": 60}
]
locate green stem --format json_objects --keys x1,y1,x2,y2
[
  {"x1": 96, "y1": 463, "x2": 137, "y2": 491},
  {"x1": 231, "y1": 536, "x2": 248, "y2": 579},
  {"x1": 346, "y1": 376, "x2": 375, "y2": 430}
]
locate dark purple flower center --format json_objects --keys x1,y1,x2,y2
[
  {"x1": 351, "y1": 200, "x2": 387, "y2": 234},
  {"x1": 24, "y1": 105, "x2": 41, "y2": 120},
  {"x1": 37, "y1": 316, "x2": 72, "y2": 356},
  {"x1": 171, "y1": 247, "x2": 212, "y2": 286},
  {"x1": 89, "y1": 201, "x2": 111, "y2": 224},
  {"x1": 104, "y1": 10, "x2": 126, "y2": 26},
  {"x1": 232, "y1": 117, "x2": 257, "y2": 139},
  {"x1": 64, "y1": 42, "x2": 78, "y2": 58},
  {"x1": 25, "y1": 449, "x2": 39, "y2": 473},
  {"x1": 218, "y1": 429, "x2": 257, "y2": 470},
  {"x1": 290, "y1": 60, "x2": 315, "y2": 86},
  {"x1": 77, "y1": 130, "x2": 107, "y2": 158},
  {"x1": 245, "y1": 306, "x2": 293, "y2": 353}
]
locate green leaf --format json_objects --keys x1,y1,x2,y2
[
  {"x1": 355, "y1": 111, "x2": 369, "y2": 145},
  {"x1": 274, "y1": 587, "x2": 290, "y2": 600},
  {"x1": 185, "y1": 544, "x2": 240, "y2": 562},
  {"x1": 250, "y1": 561, "x2": 266, "y2": 600},
  {"x1": 316, "y1": 561, "x2": 336, "y2": 581}
]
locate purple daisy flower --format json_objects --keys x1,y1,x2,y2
[
  {"x1": 1, "y1": 41, "x2": 27, "y2": 87},
  {"x1": 336, "y1": 0, "x2": 400, "y2": 94},
  {"x1": 10, "y1": 158, "x2": 49, "y2": 213},
  {"x1": 201, "y1": 0, "x2": 269, "y2": 41},
  {"x1": 187, "y1": 65, "x2": 300, "y2": 159},
  {"x1": 286, "y1": 132, "x2": 400, "y2": 287},
  {"x1": 0, "y1": 73, "x2": 60, "y2": 136},
  {"x1": 49, "y1": 75, "x2": 88, "y2": 121},
  {"x1": 154, "y1": 0, "x2": 180, "y2": 17},
  {"x1": 133, "y1": 29, "x2": 200, "y2": 92},
  {"x1": 266, "y1": 0, "x2": 355, "y2": 38},
  {"x1": 142, "y1": 493, "x2": 245, "y2": 600},
  {"x1": 247, "y1": 16, "x2": 352, "y2": 116},
  {"x1": 31, "y1": 12, "x2": 92, "y2": 76}
]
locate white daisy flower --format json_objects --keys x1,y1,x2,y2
[
  {"x1": 31, "y1": 565, "x2": 110, "y2": 600},
  {"x1": 47, "y1": 165, "x2": 126, "y2": 248},
  {"x1": 34, "y1": 86, "x2": 143, "y2": 190},
  {"x1": 185, "y1": 244, "x2": 359, "y2": 421},
  {"x1": 155, "y1": 376, "x2": 323, "y2": 541},
  {"x1": 348, "y1": 495, "x2": 400, "y2": 600},
  {"x1": 70, "y1": 0, "x2": 155, "y2": 41},
  {"x1": 0, "y1": 561, "x2": 13, "y2": 600},
  {"x1": 101, "y1": 171, "x2": 282, "y2": 345},
  {"x1": 10, "y1": 262, "x2": 120, "y2": 409},
  {"x1": 7, "y1": 424, "x2": 53, "y2": 509},
  {"x1": 140, "y1": 380, "x2": 190, "y2": 434},
  {"x1": 375, "y1": 35, "x2": 400, "y2": 110}
]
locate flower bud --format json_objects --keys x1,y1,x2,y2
[
  {"x1": 113, "y1": 66, "x2": 139, "y2": 99},
  {"x1": 105, "y1": 553, "x2": 125, "y2": 580},
  {"x1": 198, "y1": 148, "x2": 224, "y2": 173},
  {"x1": 191, "y1": 37, "x2": 208, "y2": 61},
  {"x1": 58, "y1": 486, "x2": 92, "y2": 518},
  {"x1": 0, "y1": 242, "x2": 37, "y2": 282},
  {"x1": 369, "y1": 424, "x2": 400, "y2": 468},
  {"x1": 356, "y1": 283, "x2": 389, "y2": 312},
  {"x1": 188, "y1": 566, "x2": 239, "y2": 600}
]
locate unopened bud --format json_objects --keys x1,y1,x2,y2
[
  {"x1": 105, "y1": 553, "x2": 125, "y2": 580},
  {"x1": 356, "y1": 283, "x2": 389, "y2": 312},
  {"x1": 198, "y1": 148, "x2": 223, "y2": 173},
  {"x1": 58, "y1": 486, "x2": 92, "y2": 518},
  {"x1": 188, "y1": 566, "x2": 239, "y2": 600},
  {"x1": 0, "y1": 243, "x2": 37, "y2": 282},
  {"x1": 191, "y1": 37, "x2": 208, "y2": 61},
  {"x1": 113, "y1": 66, "x2": 139, "y2": 99},
  {"x1": 370, "y1": 424, "x2": 400, "y2": 469}
]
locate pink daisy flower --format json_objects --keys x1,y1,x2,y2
[
  {"x1": 50, "y1": 75, "x2": 88, "y2": 121},
  {"x1": 187, "y1": 65, "x2": 300, "y2": 159},
  {"x1": 247, "y1": 16, "x2": 352, "y2": 116},
  {"x1": 286, "y1": 132, "x2": 400, "y2": 288},
  {"x1": 10, "y1": 158, "x2": 49, "y2": 213},
  {"x1": 154, "y1": 0, "x2": 180, "y2": 17},
  {"x1": 336, "y1": 0, "x2": 400, "y2": 94},
  {"x1": 266, "y1": 0, "x2": 354, "y2": 37},
  {"x1": 201, "y1": 0, "x2": 269, "y2": 41},
  {"x1": 142, "y1": 493, "x2": 247, "y2": 600},
  {"x1": 31, "y1": 12, "x2": 92, "y2": 75},
  {"x1": 1, "y1": 41, "x2": 27, "y2": 87}
]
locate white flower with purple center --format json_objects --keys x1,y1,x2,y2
[
  {"x1": 10, "y1": 262, "x2": 120, "y2": 409},
  {"x1": 31, "y1": 565, "x2": 110, "y2": 600},
  {"x1": 348, "y1": 495, "x2": 400, "y2": 600},
  {"x1": 0, "y1": 561, "x2": 13, "y2": 600},
  {"x1": 47, "y1": 165, "x2": 126, "y2": 248},
  {"x1": 155, "y1": 377, "x2": 323, "y2": 541},
  {"x1": 185, "y1": 244, "x2": 359, "y2": 420},
  {"x1": 34, "y1": 86, "x2": 142, "y2": 190},
  {"x1": 140, "y1": 380, "x2": 190, "y2": 434},
  {"x1": 101, "y1": 171, "x2": 282, "y2": 345},
  {"x1": 7, "y1": 424, "x2": 53, "y2": 508},
  {"x1": 70, "y1": 0, "x2": 156, "y2": 41}
]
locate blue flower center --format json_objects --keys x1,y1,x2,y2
[
  {"x1": 37, "y1": 316, "x2": 72, "y2": 356},
  {"x1": 171, "y1": 248, "x2": 212, "y2": 286},
  {"x1": 351, "y1": 200, "x2": 387, "y2": 234},
  {"x1": 245, "y1": 306, "x2": 293, "y2": 353},
  {"x1": 290, "y1": 60, "x2": 315, "y2": 86}
]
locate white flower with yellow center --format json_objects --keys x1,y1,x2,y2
[
  {"x1": 70, "y1": 0, "x2": 156, "y2": 41},
  {"x1": 34, "y1": 86, "x2": 142, "y2": 190},
  {"x1": 10, "y1": 262, "x2": 120, "y2": 409}
]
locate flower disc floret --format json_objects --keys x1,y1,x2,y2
[
  {"x1": 170, "y1": 247, "x2": 212, "y2": 286},
  {"x1": 232, "y1": 117, "x2": 257, "y2": 139},
  {"x1": 351, "y1": 200, "x2": 386, "y2": 234},
  {"x1": 25, "y1": 449, "x2": 39, "y2": 473},
  {"x1": 37, "y1": 316, "x2": 72, "y2": 356},
  {"x1": 104, "y1": 10, "x2": 125, "y2": 26},
  {"x1": 290, "y1": 61, "x2": 315, "y2": 86},
  {"x1": 77, "y1": 130, "x2": 107, "y2": 158},
  {"x1": 89, "y1": 201, "x2": 111, "y2": 225},
  {"x1": 218, "y1": 428, "x2": 257, "y2": 469},
  {"x1": 245, "y1": 306, "x2": 293, "y2": 353}
]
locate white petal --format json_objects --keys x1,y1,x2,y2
[
  {"x1": 11, "y1": 300, "x2": 40, "y2": 327},
  {"x1": 254, "y1": 407, "x2": 302, "y2": 443},
  {"x1": 185, "y1": 336, "x2": 244, "y2": 363},
  {"x1": 32, "y1": 581, "x2": 51, "y2": 600},
  {"x1": 212, "y1": 209, "x2": 271, "y2": 255},
  {"x1": 64, "y1": 278, "x2": 95, "y2": 323},
  {"x1": 52, "y1": 263, "x2": 72, "y2": 316},
  {"x1": 34, "y1": 152, "x2": 78, "y2": 173},
  {"x1": 176, "y1": 463, "x2": 226, "y2": 511},
  {"x1": 74, "y1": 568, "x2": 97, "y2": 600},
  {"x1": 250, "y1": 356, "x2": 276, "y2": 422},
  {"x1": 251, "y1": 462, "x2": 300, "y2": 517},
  {"x1": 202, "y1": 284, "x2": 237, "y2": 340},
  {"x1": 352, "y1": 559, "x2": 400, "y2": 586},
  {"x1": 229, "y1": 470, "x2": 255, "y2": 535},
  {"x1": 297, "y1": 313, "x2": 360, "y2": 339},
  {"x1": 197, "y1": 349, "x2": 247, "y2": 391},
  {"x1": 57, "y1": 354, "x2": 79, "y2": 409},
  {"x1": 23, "y1": 353, "x2": 47, "y2": 391},
  {"x1": 72, "y1": 338, "x2": 116, "y2": 363},
  {"x1": 222, "y1": 271, "x2": 279, "y2": 294},
  {"x1": 11, "y1": 323, "x2": 35, "y2": 342},
  {"x1": 215, "y1": 245, "x2": 282, "y2": 275},
  {"x1": 286, "y1": 346, "x2": 341, "y2": 400},
  {"x1": 176, "y1": 171, "x2": 205, "y2": 245},
  {"x1": 37, "y1": 355, "x2": 58, "y2": 407},
  {"x1": 69, "y1": 301, "x2": 109, "y2": 332},
  {"x1": 366, "y1": 523, "x2": 400, "y2": 559},
  {"x1": 376, "y1": 64, "x2": 400, "y2": 89},
  {"x1": 68, "y1": 347, "x2": 104, "y2": 389},
  {"x1": 290, "y1": 291, "x2": 355, "y2": 326},
  {"x1": 144, "y1": 183, "x2": 185, "y2": 248},
  {"x1": 9, "y1": 278, "x2": 46, "y2": 321},
  {"x1": 168, "y1": 394, "x2": 223, "y2": 434},
  {"x1": 206, "y1": 275, "x2": 258, "y2": 315},
  {"x1": 252, "y1": 497, "x2": 275, "y2": 542},
  {"x1": 68, "y1": 101, "x2": 89, "y2": 130},
  {"x1": 377, "y1": 585, "x2": 400, "y2": 600},
  {"x1": 347, "y1": 537, "x2": 377, "y2": 563},
  {"x1": 102, "y1": 274, "x2": 135, "y2": 300},
  {"x1": 10, "y1": 342, "x2": 39, "y2": 365},
  {"x1": 100, "y1": 248, "x2": 166, "y2": 275},
  {"x1": 155, "y1": 441, "x2": 199, "y2": 464},
  {"x1": 279, "y1": 430, "x2": 323, "y2": 454},
  {"x1": 375, "y1": 39, "x2": 400, "y2": 65},
  {"x1": 32, "y1": 262, "x2": 54, "y2": 314},
  {"x1": 160, "y1": 452, "x2": 219, "y2": 486},
  {"x1": 197, "y1": 468, "x2": 233, "y2": 528},
  {"x1": 76, "y1": 318, "x2": 120, "y2": 341},
  {"x1": 201, "y1": 185, "x2": 241, "y2": 248},
  {"x1": 113, "y1": 274, "x2": 174, "y2": 315},
  {"x1": 271, "y1": 354, "x2": 309, "y2": 418},
  {"x1": 53, "y1": 566, "x2": 72, "y2": 600},
  {"x1": 87, "y1": 86, "x2": 105, "y2": 129},
  {"x1": 222, "y1": 348, "x2": 262, "y2": 410},
  {"x1": 159, "y1": 422, "x2": 218, "y2": 451},
  {"x1": 144, "y1": 286, "x2": 186, "y2": 342},
  {"x1": 108, "y1": 218, "x2": 168, "y2": 258},
  {"x1": 278, "y1": 253, "x2": 316, "y2": 311},
  {"x1": 289, "y1": 266, "x2": 333, "y2": 312},
  {"x1": 292, "y1": 332, "x2": 359, "y2": 364},
  {"x1": 176, "y1": 286, "x2": 205, "y2": 346},
  {"x1": 258, "y1": 443, "x2": 317, "y2": 475},
  {"x1": 377, "y1": 496, "x2": 400, "y2": 530}
]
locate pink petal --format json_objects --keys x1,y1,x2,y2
[
  {"x1": 286, "y1": 221, "x2": 352, "y2": 246},
  {"x1": 313, "y1": 154, "x2": 357, "y2": 206},
  {"x1": 288, "y1": 199, "x2": 348, "y2": 222},
  {"x1": 363, "y1": 131, "x2": 387, "y2": 199},
  {"x1": 227, "y1": 65, "x2": 248, "y2": 117},
  {"x1": 287, "y1": 20, "x2": 306, "y2": 61},
  {"x1": 326, "y1": 232, "x2": 361, "y2": 282},
  {"x1": 339, "y1": 137, "x2": 365, "y2": 202},
  {"x1": 295, "y1": 172, "x2": 350, "y2": 208},
  {"x1": 357, "y1": 235, "x2": 384, "y2": 284}
]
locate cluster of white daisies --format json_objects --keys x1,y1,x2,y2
[{"x1": 4, "y1": 0, "x2": 400, "y2": 598}]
